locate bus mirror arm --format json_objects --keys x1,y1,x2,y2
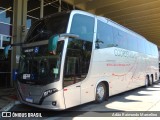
[
  {"x1": 60, "y1": 33, "x2": 79, "y2": 39},
  {"x1": 48, "y1": 33, "x2": 79, "y2": 55}
]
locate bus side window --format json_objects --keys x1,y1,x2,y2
[
  {"x1": 113, "y1": 28, "x2": 128, "y2": 49},
  {"x1": 150, "y1": 44, "x2": 156, "y2": 56},
  {"x1": 127, "y1": 34, "x2": 138, "y2": 52},
  {"x1": 154, "y1": 45, "x2": 159, "y2": 57},
  {"x1": 70, "y1": 14, "x2": 94, "y2": 42},
  {"x1": 63, "y1": 47, "x2": 80, "y2": 85},
  {"x1": 63, "y1": 39, "x2": 92, "y2": 87},
  {"x1": 145, "y1": 41, "x2": 152, "y2": 55},
  {"x1": 137, "y1": 37, "x2": 145, "y2": 54},
  {"x1": 96, "y1": 20, "x2": 114, "y2": 49}
]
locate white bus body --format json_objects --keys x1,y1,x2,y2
[{"x1": 16, "y1": 10, "x2": 159, "y2": 110}]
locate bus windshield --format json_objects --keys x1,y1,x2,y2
[
  {"x1": 17, "y1": 12, "x2": 70, "y2": 85},
  {"x1": 25, "y1": 12, "x2": 70, "y2": 43},
  {"x1": 18, "y1": 41, "x2": 64, "y2": 85}
]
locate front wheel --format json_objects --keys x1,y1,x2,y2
[{"x1": 95, "y1": 82, "x2": 106, "y2": 103}]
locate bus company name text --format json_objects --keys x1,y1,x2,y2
[{"x1": 114, "y1": 49, "x2": 136, "y2": 58}]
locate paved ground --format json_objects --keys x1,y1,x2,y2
[
  {"x1": 0, "y1": 88, "x2": 17, "y2": 110},
  {"x1": 1, "y1": 82, "x2": 160, "y2": 120}
]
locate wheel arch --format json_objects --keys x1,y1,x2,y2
[{"x1": 95, "y1": 79, "x2": 109, "y2": 100}]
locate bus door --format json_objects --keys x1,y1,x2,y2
[
  {"x1": 63, "y1": 56, "x2": 82, "y2": 108},
  {"x1": 62, "y1": 37, "x2": 93, "y2": 108}
]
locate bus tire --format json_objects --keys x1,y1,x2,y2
[
  {"x1": 149, "y1": 75, "x2": 153, "y2": 86},
  {"x1": 95, "y1": 82, "x2": 106, "y2": 103},
  {"x1": 145, "y1": 76, "x2": 149, "y2": 87}
]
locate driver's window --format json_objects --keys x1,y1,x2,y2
[
  {"x1": 63, "y1": 39, "x2": 92, "y2": 87},
  {"x1": 65, "y1": 57, "x2": 79, "y2": 75},
  {"x1": 63, "y1": 48, "x2": 81, "y2": 87}
]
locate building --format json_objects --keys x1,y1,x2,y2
[{"x1": 0, "y1": 0, "x2": 76, "y2": 89}]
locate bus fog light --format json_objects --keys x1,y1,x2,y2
[
  {"x1": 43, "y1": 88, "x2": 58, "y2": 97},
  {"x1": 52, "y1": 101, "x2": 57, "y2": 106}
]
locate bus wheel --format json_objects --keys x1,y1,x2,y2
[
  {"x1": 145, "y1": 76, "x2": 149, "y2": 87},
  {"x1": 95, "y1": 82, "x2": 106, "y2": 103},
  {"x1": 149, "y1": 75, "x2": 153, "y2": 86}
]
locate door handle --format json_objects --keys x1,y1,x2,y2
[{"x1": 76, "y1": 85, "x2": 81, "y2": 87}]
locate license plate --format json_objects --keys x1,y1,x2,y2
[
  {"x1": 23, "y1": 74, "x2": 30, "y2": 80},
  {"x1": 26, "y1": 97, "x2": 33, "y2": 103}
]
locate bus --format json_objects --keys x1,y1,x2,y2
[{"x1": 13, "y1": 10, "x2": 159, "y2": 110}]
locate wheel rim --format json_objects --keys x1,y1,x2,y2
[
  {"x1": 97, "y1": 84, "x2": 105, "y2": 101},
  {"x1": 145, "y1": 79, "x2": 148, "y2": 86},
  {"x1": 150, "y1": 76, "x2": 153, "y2": 84}
]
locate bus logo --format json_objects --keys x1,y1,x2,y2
[{"x1": 34, "y1": 47, "x2": 39, "y2": 54}]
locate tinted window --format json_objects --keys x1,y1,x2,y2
[
  {"x1": 96, "y1": 20, "x2": 114, "y2": 49},
  {"x1": 137, "y1": 38, "x2": 146, "y2": 53},
  {"x1": 113, "y1": 28, "x2": 128, "y2": 49},
  {"x1": 25, "y1": 13, "x2": 70, "y2": 43},
  {"x1": 63, "y1": 38, "x2": 92, "y2": 87},
  {"x1": 127, "y1": 34, "x2": 138, "y2": 51},
  {"x1": 18, "y1": 41, "x2": 64, "y2": 85},
  {"x1": 150, "y1": 44, "x2": 157, "y2": 56},
  {"x1": 145, "y1": 41, "x2": 151, "y2": 55},
  {"x1": 154, "y1": 45, "x2": 158, "y2": 56},
  {"x1": 150, "y1": 44, "x2": 153, "y2": 56},
  {"x1": 70, "y1": 14, "x2": 94, "y2": 42}
]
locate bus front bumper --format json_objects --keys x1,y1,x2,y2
[{"x1": 17, "y1": 88, "x2": 65, "y2": 110}]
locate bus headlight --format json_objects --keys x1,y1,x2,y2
[{"x1": 43, "y1": 88, "x2": 58, "y2": 98}]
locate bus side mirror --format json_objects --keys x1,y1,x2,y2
[
  {"x1": 48, "y1": 35, "x2": 59, "y2": 55},
  {"x1": 48, "y1": 33, "x2": 79, "y2": 54},
  {"x1": 4, "y1": 45, "x2": 11, "y2": 58}
]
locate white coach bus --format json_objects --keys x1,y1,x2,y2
[{"x1": 14, "y1": 10, "x2": 159, "y2": 110}]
